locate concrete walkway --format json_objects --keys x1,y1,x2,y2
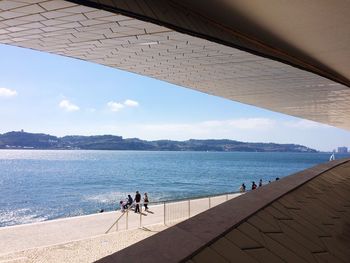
[{"x1": 0, "y1": 193, "x2": 241, "y2": 260}]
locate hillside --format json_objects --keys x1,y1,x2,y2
[{"x1": 0, "y1": 131, "x2": 317, "y2": 152}]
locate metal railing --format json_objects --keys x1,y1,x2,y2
[
  {"x1": 105, "y1": 191, "x2": 243, "y2": 234},
  {"x1": 105, "y1": 206, "x2": 131, "y2": 234},
  {"x1": 162, "y1": 192, "x2": 239, "y2": 226}
]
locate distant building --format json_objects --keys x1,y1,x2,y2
[{"x1": 337, "y1": 147, "x2": 348, "y2": 153}]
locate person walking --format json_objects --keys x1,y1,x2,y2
[
  {"x1": 134, "y1": 191, "x2": 141, "y2": 213},
  {"x1": 259, "y1": 179, "x2": 263, "y2": 187},
  {"x1": 143, "y1": 193, "x2": 149, "y2": 211}
]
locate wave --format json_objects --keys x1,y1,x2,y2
[
  {"x1": 0, "y1": 208, "x2": 48, "y2": 227},
  {"x1": 84, "y1": 191, "x2": 130, "y2": 204}
]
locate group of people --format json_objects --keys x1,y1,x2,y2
[
  {"x1": 119, "y1": 191, "x2": 149, "y2": 213},
  {"x1": 239, "y1": 177, "x2": 280, "y2": 192},
  {"x1": 239, "y1": 179, "x2": 262, "y2": 192}
]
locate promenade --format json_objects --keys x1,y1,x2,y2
[{"x1": 0, "y1": 193, "x2": 241, "y2": 263}]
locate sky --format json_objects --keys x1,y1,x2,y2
[{"x1": 0, "y1": 43, "x2": 350, "y2": 152}]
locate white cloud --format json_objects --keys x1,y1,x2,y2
[
  {"x1": 59, "y1": 99, "x2": 80, "y2": 112},
  {"x1": 107, "y1": 101, "x2": 124, "y2": 112},
  {"x1": 124, "y1": 99, "x2": 139, "y2": 107},
  {"x1": 0, "y1": 88, "x2": 17, "y2": 97},
  {"x1": 107, "y1": 99, "x2": 139, "y2": 112},
  {"x1": 283, "y1": 119, "x2": 329, "y2": 129}
]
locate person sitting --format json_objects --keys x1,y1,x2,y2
[
  {"x1": 119, "y1": 200, "x2": 127, "y2": 212},
  {"x1": 239, "y1": 183, "x2": 246, "y2": 192},
  {"x1": 251, "y1": 181, "x2": 257, "y2": 190}
]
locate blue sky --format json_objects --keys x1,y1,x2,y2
[{"x1": 0, "y1": 43, "x2": 350, "y2": 151}]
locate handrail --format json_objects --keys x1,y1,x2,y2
[
  {"x1": 104, "y1": 190, "x2": 245, "y2": 234},
  {"x1": 105, "y1": 205, "x2": 133, "y2": 234}
]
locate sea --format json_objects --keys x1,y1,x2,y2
[{"x1": 0, "y1": 150, "x2": 349, "y2": 227}]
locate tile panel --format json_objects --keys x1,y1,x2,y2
[
  {"x1": 0, "y1": 1, "x2": 350, "y2": 130},
  {"x1": 188, "y1": 160, "x2": 350, "y2": 262}
]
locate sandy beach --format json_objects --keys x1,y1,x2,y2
[
  {"x1": 0, "y1": 193, "x2": 241, "y2": 263},
  {"x1": 0, "y1": 224, "x2": 169, "y2": 263}
]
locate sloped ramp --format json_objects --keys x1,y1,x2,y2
[{"x1": 96, "y1": 158, "x2": 350, "y2": 263}]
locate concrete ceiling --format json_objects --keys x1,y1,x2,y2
[
  {"x1": 0, "y1": 0, "x2": 350, "y2": 130},
  {"x1": 178, "y1": 0, "x2": 350, "y2": 86}
]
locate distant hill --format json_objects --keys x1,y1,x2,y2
[{"x1": 0, "y1": 131, "x2": 318, "y2": 152}]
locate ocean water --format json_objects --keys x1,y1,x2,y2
[{"x1": 0, "y1": 150, "x2": 348, "y2": 227}]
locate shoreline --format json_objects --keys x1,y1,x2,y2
[
  {"x1": 0, "y1": 193, "x2": 242, "y2": 257},
  {"x1": 1, "y1": 191, "x2": 240, "y2": 229},
  {"x1": 0, "y1": 148, "x2": 322, "y2": 153}
]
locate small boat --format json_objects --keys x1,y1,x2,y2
[{"x1": 329, "y1": 152, "x2": 335, "y2": 161}]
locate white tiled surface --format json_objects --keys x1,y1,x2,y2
[{"x1": 1, "y1": 0, "x2": 350, "y2": 130}]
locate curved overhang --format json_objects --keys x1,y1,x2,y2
[
  {"x1": 1, "y1": 0, "x2": 350, "y2": 130},
  {"x1": 69, "y1": 0, "x2": 350, "y2": 88}
]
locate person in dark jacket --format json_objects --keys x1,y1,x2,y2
[
  {"x1": 134, "y1": 191, "x2": 141, "y2": 213},
  {"x1": 127, "y1": 195, "x2": 133, "y2": 208}
]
